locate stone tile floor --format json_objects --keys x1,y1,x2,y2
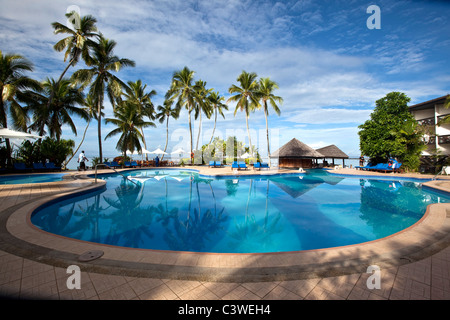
[
  {"x1": 0, "y1": 168, "x2": 450, "y2": 300},
  {"x1": 1, "y1": 247, "x2": 449, "y2": 300}
]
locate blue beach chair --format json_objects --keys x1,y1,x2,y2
[
  {"x1": 238, "y1": 161, "x2": 248, "y2": 170},
  {"x1": 33, "y1": 162, "x2": 46, "y2": 171},
  {"x1": 110, "y1": 161, "x2": 121, "y2": 168},
  {"x1": 261, "y1": 163, "x2": 269, "y2": 169},
  {"x1": 45, "y1": 162, "x2": 61, "y2": 171},
  {"x1": 14, "y1": 163, "x2": 31, "y2": 172}
]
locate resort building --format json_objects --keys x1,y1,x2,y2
[
  {"x1": 409, "y1": 95, "x2": 450, "y2": 156},
  {"x1": 271, "y1": 138, "x2": 324, "y2": 169}
]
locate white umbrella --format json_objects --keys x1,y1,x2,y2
[
  {"x1": 241, "y1": 152, "x2": 250, "y2": 159},
  {"x1": 171, "y1": 148, "x2": 186, "y2": 154},
  {"x1": 150, "y1": 148, "x2": 168, "y2": 155},
  {"x1": 0, "y1": 128, "x2": 43, "y2": 140}
]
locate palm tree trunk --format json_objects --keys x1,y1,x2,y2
[
  {"x1": 188, "y1": 107, "x2": 193, "y2": 164},
  {"x1": 48, "y1": 56, "x2": 76, "y2": 110},
  {"x1": 0, "y1": 101, "x2": 12, "y2": 167},
  {"x1": 246, "y1": 114, "x2": 253, "y2": 156},
  {"x1": 196, "y1": 111, "x2": 202, "y2": 152},
  {"x1": 97, "y1": 95, "x2": 103, "y2": 163},
  {"x1": 57, "y1": 57, "x2": 75, "y2": 84},
  {"x1": 264, "y1": 103, "x2": 271, "y2": 166},
  {"x1": 162, "y1": 116, "x2": 169, "y2": 161},
  {"x1": 64, "y1": 119, "x2": 90, "y2": 169},
  {"x1": 209, "y1": 107, "x2": 217, "y2": 145},
  {"x1": 140, "y1": 127, "x2": 148, "y2": 161}
]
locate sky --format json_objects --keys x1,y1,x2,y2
[{"x1": 1, "y1": 0, "x2": 450, "y2": 169}]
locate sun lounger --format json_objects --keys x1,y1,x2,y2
[
  {"x1": 45, "y1": 162, "x2": 61, "y2": 171},
  {"x1": 238, "y1": 161, "x2": 248, "y2": 170},
  {"x1": 253, "y1": 162, "x2": 261, "y2": 170},
  {"x1": 110, "y1": 161, "x2": 121, "y2": 168},
  {"x1": 33, "y1": 162, "x2": 46, "y2": 171},
  {"x1": 215, "y1": 161, "x2": 222, "y2": 167},
  {"x1": 14, "y1": 163, "x2": 31, "y2": 172},
  {"x1": 124, "y1": 161, "x2": 132, "y2": 168},
  {"x1": 209, "y1": 161, "x2": 215, "y2": 167},
  {"x1": 231, "y1": 161, "x2": 239, "y2": 170},
  {"x1": 131, "y1": 161, "x2": 139, "y2": 167},
  {"x1": 376, "y1": 163, "x2": 393, "y2": 173},
  {"x1": 261, "y1": 163, "x2": 269, "y2": 169}
]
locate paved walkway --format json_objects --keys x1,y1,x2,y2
[{"x1": 0, "y1": 167, "x2": 449, "y2": 300}]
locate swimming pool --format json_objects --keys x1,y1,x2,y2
[
  {"x1": 0, "y1": 173, "x2": 66, "y2": 184},
  {"x1": 30, "y1": 169, "x2": 449, "y2": 253}
]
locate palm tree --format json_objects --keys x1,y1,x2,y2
[
  {"x1": 104, "y1": 101, "x2": 156, "y2": 156},
  {"x1": 52, "y1": 11, "x2": 99, "y2": 83},
  {"x1": 122, "y1": 80, "x2": 156, "y2": 159},
  {"x1": 227, "y1": 71, "x2": 260, "y2": 156},
  {"x1": 156, "y1": 100, "x2": 179, "y2": 161},
  {"x1": 257, "y1": 77, "x2": 282, "y2": 165},
  {"x1": 0, "y1": 50, "x2": 41, "y2": 166},
  {"x1": 208, "y1": 91, "x2": 228, "y2": 145},
  {"x1": 28, "y1": 78, "x2": 88, "y2": 141},
  {"x1": 193, "y1": 80, "x2": 212, "y2": 151},
  {"x1": 71, "y1": 36, "x2": 135, "y2": 163},
  {"x1": 166, "y1": 66, "x2": 203, "y2": 163},
  {"x1": 63, "y1": 93, "x2": 102, "y2": 168}
]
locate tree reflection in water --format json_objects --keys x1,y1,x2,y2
[{"x1": 31, "y1": 170, "x2": 450, "y2": 253}]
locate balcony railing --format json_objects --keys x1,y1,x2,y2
[
  {"x1": 417, "y1": 117, "x2": 435, "y2": 126},
  {"x1": 438, "y1": 134, "x2": 450, "y2": 145}
]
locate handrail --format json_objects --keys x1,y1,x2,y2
[
  {"x1": 432, "y1": 168, "x2": 444, "y2": 181},
  {"x1": 94, "y1": 163, "x2": 138, "y2": 185}
]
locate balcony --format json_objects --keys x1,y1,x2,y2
[
  {"x1": 417, "y1": 117, "x2": 435, "y2": 126},
  {"x1": 438, "y1": 134, "x2": 450, "y2": 145},
  {"x1": 424, "y1": 135, "x2": 436, "y2": 145}
]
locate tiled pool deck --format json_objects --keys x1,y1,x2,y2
[{"x1": 1, "y1": 166, "x2": 450, "y2": 300}]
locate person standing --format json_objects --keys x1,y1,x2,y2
[
  {"x1": 359, "y1": 155, "x2": 365, "y2": 167},
  {"x1": 78, "y1": 151, "x2": 89, "y2": 171},
  {"x1": 155, "y1": 155, "x2": 160, "y2": 167}
]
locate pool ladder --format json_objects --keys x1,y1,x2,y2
[{"x1": 94, "y1": 163, "x2": 138, "y2": 185}]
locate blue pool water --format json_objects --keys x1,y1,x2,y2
[
  {"x1": 30, "y1": 169, "x2": 450, "y2": 253},
  {"x1": 0, "y1": 173, "x2": 66, "y2": 184}
]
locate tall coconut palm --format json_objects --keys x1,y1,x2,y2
[
  {"x1": 52, "y1": 11, "x2": 99, "y2": 83},
  {"x1": 71, "y1": 36, "x2": 135, "y2": 163},
  {"x1": 227, "y1": 71, "x2": 260, "y2": 156},
  {"x1": 105, "y1": 101, "x2": 156, "y2": 156},
  {"x1": 28, "y1": 78, "x2": 88, "y2": 141},
  {"x1": 64, "y1": 93, "x2": 102, "y2": 168},
  {"x1": 0, "y1": 50, "x2": 41, "y2": 165},
  {"x1": 193, "y1": 80, "x2": 212, "y2": 152},
  {"x1": 208, "y1": 91, "x2": 228, "y2": 145},
  {"x1": 257, "y1": 77, "x2": 282, "y2": 165},
  {"x1": 122, "y1": 80, "x2": 156, "y2": 159},
  {"x1": 166, "y1": 66, "x2": 203, "y2": 163},
  {"x1": 156, "y1": 100, "x2": 179, "y2": 161}
]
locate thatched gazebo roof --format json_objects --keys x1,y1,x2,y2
[
  {"x1": 315, "y1": 145, "x2": 349, "y2": 159},
  {"x1": 271, "y1": 138, "x2": 324, "y2": 158}
]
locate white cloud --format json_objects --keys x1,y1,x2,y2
[{"x1": 1, "y1": 0, "x2": 449, "y2": 167}]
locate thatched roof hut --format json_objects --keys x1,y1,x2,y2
[
  {"x1": 315, "y1": 144, "x2": 348, "y2": 166},
  {"x1": 271, "y1": 138, "x2": 324, "y2": 168}
]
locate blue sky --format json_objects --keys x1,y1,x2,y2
[{"x1": 1, "y1": 0, "x2": 450, "y2": 168}]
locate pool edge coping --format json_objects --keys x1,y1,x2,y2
[{"x1": 1, "y1": 170, "x2": 450, "y2": 282}]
